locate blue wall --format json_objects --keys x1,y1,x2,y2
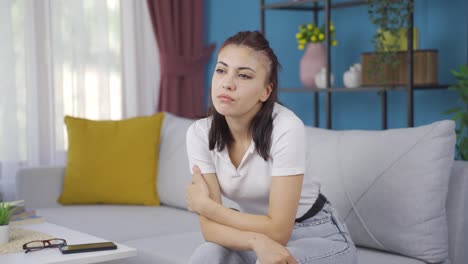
[{"x1": 205, "y1": 0, "x2": 467, "y2": 130}]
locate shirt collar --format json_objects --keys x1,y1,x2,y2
[{"x1": 216, "y1": 140, "x2": 256, "y2": 171}]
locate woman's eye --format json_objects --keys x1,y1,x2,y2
[
  {"x1": 239, "y1": 74, "x2": 251, "y2": 79},
  {"x1": 215, "y1": 68, "x2": 225, "y2": 74}
]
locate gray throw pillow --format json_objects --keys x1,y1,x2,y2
[{"x1": 305, "y1": 120, "x2": 455, "y2": 263}]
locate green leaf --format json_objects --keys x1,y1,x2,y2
[
  {"x1": 461, "y1": 94, "x2": 468, "y2": 102},
  {"x1": 0, "y1": 203, "x2": 12, "y2": 225},
  {"x1": 454, "y1": 112, "x2": 463, "y2": 121},
  {"x1": 443, "y1": 107, "x2": 462, "y2": 115},
  {"x1": 462, "y1": 114, "x2": 468, "y2": 129},
  {"x1": 458, "y1": 137, "x2": 468, "y2": 161},
  {"x1": 460, "y1": 64, "x2": 468, "y2": 76}
]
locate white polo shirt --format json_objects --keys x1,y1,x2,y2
[{"x1": 186, "y1": 103, "x2": 320, "y2": 218}]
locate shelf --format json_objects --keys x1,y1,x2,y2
[
  {"x1": 412, "y1": 84, "x2": 451, "y2": 90},
  {"x1": 263, "y1": 0, "x2": 366, "y2": 11},
  {"x1": 278, "y1": 84, "x2": 450, "y2": 93},
  {"x1": 261, "y1": 0, "x2": 450, "y2": 129}
]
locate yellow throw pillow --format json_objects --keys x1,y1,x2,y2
[{"x1": 58, "y1": 113, "x2": 165, "y2": 205}]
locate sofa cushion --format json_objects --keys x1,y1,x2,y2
[
  {"x1": 123, "y1": 232, "x2": 204, "y2": 264},
  {"x1": 37, "y1": 205, "x2": 200, "y2": 243},
  {"x1": 157, "y1": 113, "x2": 194, "y2": 209},
  {"x1": 305, "y1": 120, "x2": 455, "y2": 263},
  {"x1": 58, "y1": 113, "x2": 165, "y2": 205},
  {"x1": 447, "y1": 161, "x2": 468, "y2": 264},
  {"x1": 356, "y1": 248, "x2": 425, "y2": 264}
]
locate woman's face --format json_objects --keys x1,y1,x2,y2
[{"x1": 211, "y1": 44, "x2": 272, "y2": 118}]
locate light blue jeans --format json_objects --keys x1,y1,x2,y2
[{"x1": 188, "y1": 203, "x2": 357, "y2": 264}]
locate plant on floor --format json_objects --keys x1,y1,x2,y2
[
  {"x1": 366, "y1": 0, "x2": 413, "y2": 85},
  {"x1": 0, "y1": 203, "x2": 13, "y2": 225},
  {"x1": 444, "y1": 64, "x2": 468, "y2": 160}
]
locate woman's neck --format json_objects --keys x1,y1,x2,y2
[
  {"x1": 225, "y1": 102, "x2": 262, "y2": 143},
  {"x1": 226, "y1": 118, "x2": 251, "y2": 144}
]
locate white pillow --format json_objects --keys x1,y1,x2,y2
[
  {"x1": 157, "y1": 113, "x2": 194, "y2": 209},
  {"x1": 305, "y1": 120, "x2": 455, "y2": 263}
]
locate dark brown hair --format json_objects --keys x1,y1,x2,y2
[{"x1": 208, "y1": 31, "x2": 280, "y2": 161}]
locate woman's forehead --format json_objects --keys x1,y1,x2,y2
[{"x1": 218, "y1": 45, "x2": 269, "y2": 71}]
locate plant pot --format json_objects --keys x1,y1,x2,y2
[
  {"x1": 300, "y1": 43, "x2": 326, "y2": 88},
  {"x1": 361, "y1": 50, "x2": 438, "y2": 86},
  {"x1": 0, "y1": 224, "x2": 9, "y2": 245}
]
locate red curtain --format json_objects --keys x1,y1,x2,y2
[{"x1": 147, "y1": 0, "x2": 215, "y2": 118}]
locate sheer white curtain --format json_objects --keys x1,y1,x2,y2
[{"x1": 0, "y1": 0, "x2": 159, "y2": 201}]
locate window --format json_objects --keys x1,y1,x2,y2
[
  {"x1": 0, "y1": 0, "x2": 159, "y2": 200},
  {"x1": 49, "y1": 0, "x2": 123, "y2": 150}
]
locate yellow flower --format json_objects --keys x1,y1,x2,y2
[{"x1": 296, "y1": 22, "x2": 337, "y2": 48}]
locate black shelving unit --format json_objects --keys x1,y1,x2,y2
[{"x1": 260, "y1": 0, "x2": 449, "y2": 129}]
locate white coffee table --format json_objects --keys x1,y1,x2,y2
[{"x1": 0, "y1": 222, "x2": 137, "y2": 264}]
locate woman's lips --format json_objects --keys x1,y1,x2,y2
[{"x1": 218, "y1": 94, "x2": 234, "y2": 102}]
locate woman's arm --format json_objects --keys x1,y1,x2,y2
[
  {"x1": 198, "y1": 215, "x2": 260, "y2": 251},
  {"x1": 187, "y1": 168, "x2": 298, "y2": 263},
  {"x1": 200, "y1": 214, "x2": 297, "y2": 264},
  {"x1": 191, "y1": 171, "x2": 261, "y2": 250},
  {"x1": 188, "y1": 166, "x2": 303, "y2": 245},
  {"x1": 199, "y1": 174, "x2": 303, "y2": 245}
]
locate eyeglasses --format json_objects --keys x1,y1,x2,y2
[{"x1": 22, "y1": 238, "x2": 67, "y2": 253}]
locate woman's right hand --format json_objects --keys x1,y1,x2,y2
[{"x1": 251, "y1": 234, "x2": 297, "y2": 264}]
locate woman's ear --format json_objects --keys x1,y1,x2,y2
[{"x1": 260, "y1": 84, "x2": 273, "y2": 102}]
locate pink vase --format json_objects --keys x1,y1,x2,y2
[{"x1": 300, "y1": 43, "x2": 326, "y2": 88}]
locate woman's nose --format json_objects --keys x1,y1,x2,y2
[{"x1": 222, "y1": 78, "x2": 235, "y2": 90}]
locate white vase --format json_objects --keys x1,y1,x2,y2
[
  {"x1": 343, "y1": 63, "x2": 362, "y2": 88},
  {"x1": 0, "y1": 225, "x2": 9, "y2": 245},
  {"x1": 314, "y1": 67, "x2": 334, "y2": 89}
]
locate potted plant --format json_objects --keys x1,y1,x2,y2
[
  {"x1": 365, "y1": 0, "x2": 413, "y2": 85},
  {"x1": 0, "y1": 202, "x2": 14, "y2": 245},
  {"x1": 295, "y1": 22, "x2": 337, "y2": 88},
  {"x1": 444, "y1": 64, "x2": 468, "y2": 160}
]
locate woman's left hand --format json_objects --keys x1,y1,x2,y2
[
  {"x1": 186, "y1": 165, "x2": 210, "y2": 214},
  {"x1": 252, "y1": 234, "x2": 297, "y2": 264}
]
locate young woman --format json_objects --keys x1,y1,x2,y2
[{"x1": 186, "y1": 31, "x2": 357, "y2": 264}]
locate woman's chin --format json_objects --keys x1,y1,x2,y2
[{"x1": 213, "y1": 103, "x2": 235, "y2": 116}]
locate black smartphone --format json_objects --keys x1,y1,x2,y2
[{"x1": 60, "y1": 242, "x2": 117, "y2": 254}]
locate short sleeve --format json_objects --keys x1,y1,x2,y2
[
  {"x1": 270, "y1": 116, "x2": 306, "y2": 176},
  {"x1": 186, "y1": 120, "x2": 216, "y2": 175}
]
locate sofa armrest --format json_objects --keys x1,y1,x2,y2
[
  {"x1": 16, "y1": 166, "x2": 65, "y2": 210},
  {"x1": 447, "y1": 160, "x2": 468, "y2": 264}
]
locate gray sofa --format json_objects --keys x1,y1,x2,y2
[{"x1": 16, "y1": 113, "x2": 468, "y2": 264}]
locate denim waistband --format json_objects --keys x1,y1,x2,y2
[{"x1": 295, "y1": 193, "x2": 328, "y2": 223}]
